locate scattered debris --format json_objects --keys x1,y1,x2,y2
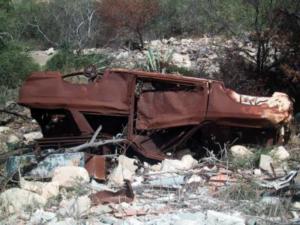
[
  {"x1": 90, "y1": 180, "x2": 134, "y2": 205},
  {"x1": 256, "y1": 170, "x2": 297, "y2": 190}
]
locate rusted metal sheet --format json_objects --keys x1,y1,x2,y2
[
  {"x1": 18, "y1": 68, "x2": 294, "y2": 161},
  {"x1": 85, "y1": 154, "x2": 106, "y2": 180},
  {"x1": 89, "y1": 180, "x2": 134, "y2": 205}
]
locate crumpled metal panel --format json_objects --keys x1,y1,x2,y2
[
  {"x1": 19, "y1": 71, "x2": 134, "y2": 116},
  {"x1": 136, "y1": 86, "x2": 208, "y2": 130}
]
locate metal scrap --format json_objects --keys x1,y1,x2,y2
[{"x1": 89, "y1": 180, "x2": 134, "y2": 205}]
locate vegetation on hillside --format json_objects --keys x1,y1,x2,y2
[{"x1": 1, "y1": 0, "x2": 300, "y2": 108}]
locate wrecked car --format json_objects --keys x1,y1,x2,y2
[{"x1": 18, "y1": 68, "x2": 293, "y2": 163}]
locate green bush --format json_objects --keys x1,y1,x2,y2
[
  {"x1": 0, "y1": 42, "x2": 39, "y2": 88},
  {"x1": 45, "y1": 49, "x2": 110, "y2": 73}
]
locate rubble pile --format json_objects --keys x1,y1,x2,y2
[
  {"x1": 83, "y1": 36, "x2": 233, "y2": 77},
  {"x1": 1, "y1": 143, "x2": 300, "y2": 224}
]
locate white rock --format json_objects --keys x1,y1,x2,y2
[
  {"x1": 230, "y1": 145, "x2": 253, "y2": 159},
  {"x1": 46, "y1": 47, "x2": 55, "y2": 55},
  {"x1": 7, "y1": 134, "x2": 20, "y2": 145},
  {"x1": 270, "y1": 146, "x2": 290, "y2": 161},
  {"x1": 0, "y1": 126, "x2": 10, "y2": 133},
  {"x1": 0, "y1": 188, "x2": 46, "y2": 214},
  {"x1": 52, "y1": 166, "x2": 90, "y2": 188},
  {"x1": 20, "y1": 178, "x2": 59, "y2": 200},
  {"x1": 259, "y1": 154, "x2": 274, "y2": 173},
  {"x1": 206, "y1": 210, "x2": 245, "y2": 225},
  {"x1": 59, "y1": 195, "x2": 91, "y2": 217},
  {"x1": 23, "y1": 131, "x2": 43, "y2": 143},
  {"x1": 169, "y1": 37, "x2": 176, "y2": 42},
  {"x1": 150, "y1": 163, "x2": 162, "y2": 172},
  {"x1": 29, "y1": 209, "x2": 56, "y2": 225},
  {"x1": 253, "y1": 169, "x2": 262, "y2": 176},
  {"x1": 108, "y1": 155, "x2": 138, "y2": 186},
  {"x1": 292, "y1": 201, "x2": 300, "y2": 209},
  {"x1": 150, "y1": 40, "x2": 162, "y2": 48},
  {"x1": 172, "y1": 53, "x2": 192, "y2": 68},
  {"x1": 161, "y1": 155, "x2": 197, "y2": 172},
  {"x1": 187, "y1": 174, "x2": 204, "y2": 184},
  {"x1": 116, "y1": 51, "x2": 129, "y2": 59}
]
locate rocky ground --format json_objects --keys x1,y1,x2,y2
[
  {"x1": 0, "y1": 105, "x2": 300, "y2": 225},
  {"x1": 0, "y1": 38, "x2": 299, "y2": 224}
]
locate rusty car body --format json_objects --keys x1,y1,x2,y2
[{"x1": 18, "y1": 69, "x2": 293, "y2": 163}]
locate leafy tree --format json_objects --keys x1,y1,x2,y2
[{"x1": 98, "y1": 0, "x2": 159, "y2": 49}]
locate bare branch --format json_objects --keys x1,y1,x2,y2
[
  {"x1": 66, "y1": 138, "x2": 125, "y2": 153},
  {"x1": 28, "y1": 21, "x2": 58, "y2": 47}
]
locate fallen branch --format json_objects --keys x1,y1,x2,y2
[
  {"x1": 66, "y1": 124, "x2": 125, "y2": 153},
  {"x1": 66, "y1": 138, "x2": 125, "y2": 153}
]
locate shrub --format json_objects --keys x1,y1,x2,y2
[
  {"x1": 0, "y1": 42, "x2": 39, "y2": 88},
  {"x1": 45, "y1": 49, "x2": 110, "y2": 73}
]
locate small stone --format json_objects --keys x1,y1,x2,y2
[
  {"x1": 150, "y1": 163, "x2": 161, "y2": 172},
  {"x1": 160, "y1": 155, "x2": 197, "y2": 172},
  {"x1": 230, "y1": 145, "x2": 253, "y2": 159},
  {"x1": 270, "y1": 146, "x2": 290, "y2": 161},
  {"x1": 253, "y1": 169, "x2": 262, "y2": 176},
  {"x1": 0, "y1": 126, "x2": 10, "y2": 133},
  {"x1": 23, "y1": 131, "x2": 43, "y2": 143},
  {"x1": 46, "y1": 47, "x2": 55, "y2": 55},
  {"x1": 52, "y1": 166, "x2": 90, "y2": 188},
  {"x1": 187, "y1": 174, "x2": 204, "y2": 184},
  {"x1": 7, "y1": 134, "x2": 20, "y2": 145},
  {"x1": 292, "y1": 201, "x2": 300, "y2": 209}
]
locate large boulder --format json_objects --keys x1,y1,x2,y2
[
  {"x1": 0, "y1": 188, "x2": 46, "y2": 214},
  {"x1": 52, "y1": 166, "x2": 90, "y2": 188}
]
